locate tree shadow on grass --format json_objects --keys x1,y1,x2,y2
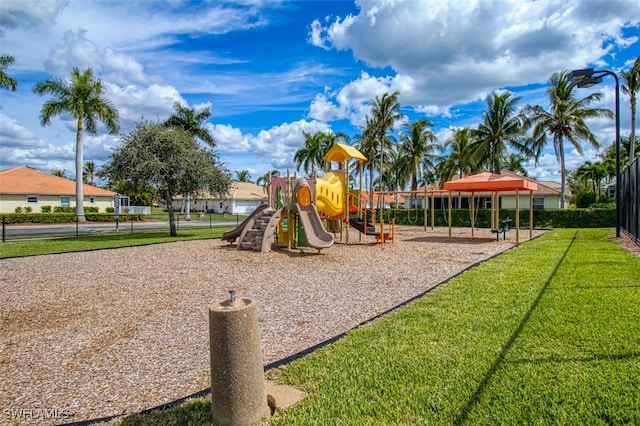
[{"x1": 454, "y1": 231, "x2": 578, "y2": 425}]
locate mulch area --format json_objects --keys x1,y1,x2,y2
[{"x1": 619, "y1": 232, "x2": 640, "y2": 258}]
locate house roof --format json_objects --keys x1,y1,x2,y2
[
  {"x1": 359, "y1": 191, "x2": 405, "y2": 204},
  {"x1": 0, "y1": 166, "x2": 116, "y2": 196},
  {"x1": 227, "y1": 181, "x2": 267, "y2": 200},
  {"x1": 185, "y1": 181, "x2": 267, "y2": 201}
]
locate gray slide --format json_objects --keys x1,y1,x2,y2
[
  {"x1": 221, "y1": 204, "x2": 269, "y2": 244},
  {"x1": 293, "y1": 203, "x2": 334, "y2": 249}
]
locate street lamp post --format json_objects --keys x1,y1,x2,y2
[{"x1": 568, "y1": 68, "x2": 621, "y2": 238}]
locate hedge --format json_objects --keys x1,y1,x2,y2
[
  {"x1": 1, "y1": 213, "x2": 144, "y2": 224},
  {"x1": 364, "y1": 208, "x2": 616, "y2": 229},
  {"x1": 2, "y1": 208, "x2": 615, "y2": 228}
]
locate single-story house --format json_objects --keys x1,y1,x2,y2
[
  {"x1": 0, "y1": 166, "x2": 117, "y2": 213},
  {"x1": 402, "y1": 170, "x2": 569, "y2": 210},
  {"x1": 172, "y1": 181, "x2": 268, "y2": 215}
]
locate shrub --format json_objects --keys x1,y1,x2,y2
[
  {"x1": 105, "y1": 207, "x2": 115, "y2": 213},
  {"x1": 1, "y1": 212, "x2": 145, "y2": 224},
  {"x1": 14, "y1": 206, "x2": 22, "y2": 213},
  {"x1": 41, "y1": 205, "x2": 52, "y2": 213},
  {"x1": 24, "y1": 206, "x2": 32, "y2": 213},
  {"x1": 575, "y1": 192, "x2": 597, "y2": 208},
  {"x1": 54, "y1": 206, "x2": 74, "y2": 213}
]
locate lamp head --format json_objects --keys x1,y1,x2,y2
[
  {"x1": 568, "y1": 68, "x2": 594, "y2": 82},
  {"x1": 576, "y1": 76, "x2": 603, "y2": 88}
]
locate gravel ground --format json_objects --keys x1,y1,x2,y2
[{"x1": 1, "y1": 226, "x2": 545, "y2": 425}]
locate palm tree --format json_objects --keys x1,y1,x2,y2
[
  {"x1": 294, "y1": 131, "x2": 348, "y2": 176},
  {"x1": 438, "y1": 126, "x2": 477, "y2": 184},
  {"x1": 83, "y1": 161, "x2": 96, "y2": 185},
  {"x1": 354, "y1": 117, "x2": 379, "y2": 207},
  {"x1": 294, "y1": 131, "x2": 327, "y2": 176},
  {"x1": 235, "y1": 170, "x2": 251, "y2": 182},
  {"x1": 470, "y1": 91, "x2": 529, "y2": 174},
  {"x1": 502, "y1": 153, "x2": 529, "y2": 177},
  {"x1": 620, "y1": 56, "x2": 640, "y2": 161},
  {"x1": 256, "y1": 170, "x2": 280, "y2": 189},
  {"x1": 370, "y1": 91, "x2": 402, "y2": 209},
  {"x1": 526, "y1": 70, "x2": 613, "y2": 207},
  {"x1": 396, "y1": 119, "x2": 438, "y2": 192},
  {"x1": 33, "y1": 67, "x2": 119, "y2": 221},
  {"x1": 51, "y1": 168, "x2": 66, "y2": 178},
  {"x1": 575, "y1": 161, "x2": 606, "y2": 195},
  {"x1": 163, "y1": 102, "x2": 215, "y2": 219},
  {"x1": 0, "y1": 53, "x2": 18, "y2": 108}
]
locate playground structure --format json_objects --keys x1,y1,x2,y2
[
  {"x1": 222, "y1": 147, "x2": 540, "y2": 252},
  {"x1": 222, "y1": 143, "x2": 396, "y2": 252}
]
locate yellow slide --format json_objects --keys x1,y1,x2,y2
[{"x1": 315, "y1": 171, "x2": 345, "y2": 217}]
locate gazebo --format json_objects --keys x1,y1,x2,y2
[{"x1": 443, "y1": 172, "x2": 538, "y2": 242}]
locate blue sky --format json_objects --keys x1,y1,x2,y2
[{"x1": 1, "y1": 0, "x2": 639, "y2": 185}]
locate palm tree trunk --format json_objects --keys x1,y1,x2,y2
[
  {"x1": 184, "y1": 193, "x2": 191, "y2": 220},
  {"x1": 75, "y1": 120, "x2": 86, "y2": 221},
  {"x1": 559, "y1": 137, "x2": 566, "y2": 208},
  {"x1": 368, "y1": 165, "x2": 374, "y2": 209}
]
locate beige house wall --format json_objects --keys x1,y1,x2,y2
[
  {"x1": 500, "y1": 194, "x2": 562, "y2": 209},
  {"x1": 403, "y1": 193, "x2": 563, "y2": 210},
  {"x1": 0, "y1": 194, "x2": 114, "y2": 213}
]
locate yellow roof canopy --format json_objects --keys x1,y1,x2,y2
[{"x1": 323, "y1": 143, "x2": 367, "y2": 164}]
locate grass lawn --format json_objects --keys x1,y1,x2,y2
[
  {"x1": 111, "y1": 228, "x2": 640, "y2": 425},
  {"x1": 0, "y1": 227, "x2": 233, "y2": 259}
]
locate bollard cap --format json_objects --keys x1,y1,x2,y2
[{"x1": 211, "y1": 292, "x2": 252, "y2": 312}]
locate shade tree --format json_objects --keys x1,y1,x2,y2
[{"x1": 99, "y1": 121, "x2": 231, "y2": 236}]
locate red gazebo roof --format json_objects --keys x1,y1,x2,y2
[{"x1": 443, "y1": 172, "x2": 538, "y2": 192}]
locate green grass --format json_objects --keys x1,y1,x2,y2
[
  {"x1": 110, "y1": 229, "x2": 640, "y2": 425},
  {"x1": 0, "y1": 227, "x2": 233, "y2": 258}
]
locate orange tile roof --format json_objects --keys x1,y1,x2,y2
[{"x1": 0, "y1": 166, "x2": 116, "y2": 196}]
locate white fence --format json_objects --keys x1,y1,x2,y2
[{"x1": 123, "y1": 206, "x2": 151, "y2": 215}]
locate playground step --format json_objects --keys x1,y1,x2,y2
[{"x1": 240, "y1": 241, "x2": 253, "y2": 249}]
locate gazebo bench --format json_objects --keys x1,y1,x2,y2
[{"x1": 491, "y1": 218, "x2": 512, "y2": 241}]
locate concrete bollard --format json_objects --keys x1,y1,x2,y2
[{"x1": 209, "y1": 291, "x2": 270, "y2": 425}]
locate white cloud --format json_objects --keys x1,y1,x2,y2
[
  {"x1": 313, "y1": 0, "x2": 640, "y2": 110},
  {"x1": 250, "y1": 120, "x2": 330, "y2": 171},
  {"x1": 106, "y1": 83, "x2": 184, "y2": 130},
  {"x1": 209, "y1": 123, "x2": 251, "y2": 153},
  {"x1": 0, "y1": 0, "x2": 69, "y2": 32},
  {"x1": 0, "y1": 114, "x2": 45, "y2": 149},
  {"x1": 44, "y1": 30, "x2": 150, "y2": 84}
]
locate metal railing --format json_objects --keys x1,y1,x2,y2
[
  {"x1": 620, "y1": 157, "x2": 639, "y2": 243},
  {"x1": 1, "y1": 213, "x2": 242, "y2": 243}
]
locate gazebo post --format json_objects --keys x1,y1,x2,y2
[
  {"x1": 471, "y1": 192, "x2": 475, "y2": 238},
  {"x1": 431, "y1": 191, "x2": 435, "y2": 230},
  {"x1": 515, "y1": 188, "x2": 520, "y2": 243},
  {"x1": 529, "y1": 190, "x2": 534, "y2": 239},
  {"x1": 448, "y1": 191, "x2": 452, "y2": 237},
  {"x1": 424, "y1": 186, "x2": 427, "y2": 232},
  {"x1": 490, "y1": 192, "x2": 495, "y2": 230}
]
